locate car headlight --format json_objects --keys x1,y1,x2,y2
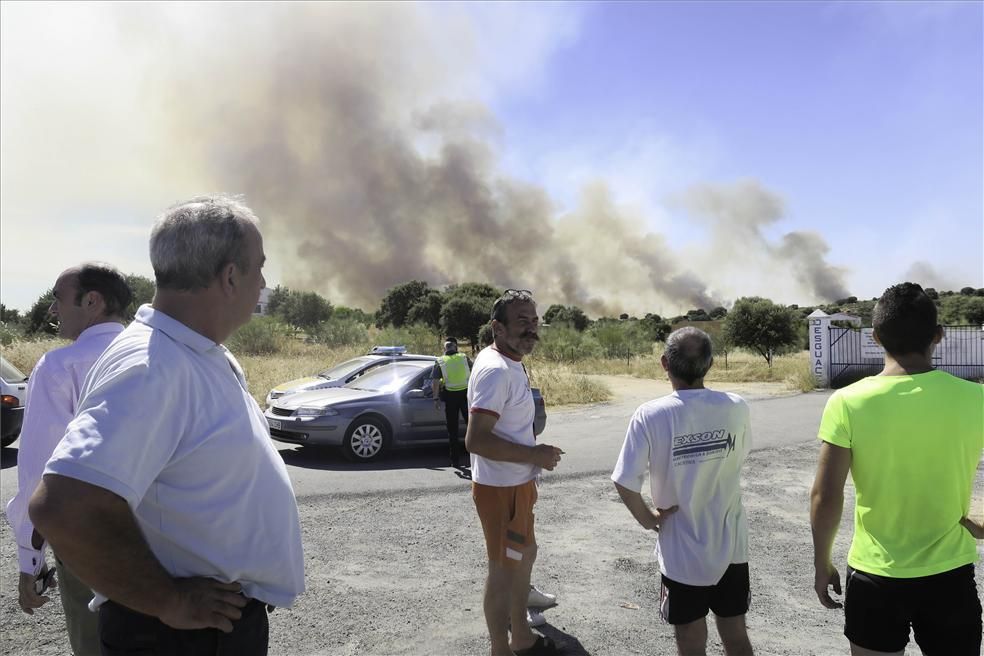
[{"x1": 294, "y1": 406, "x2": 339, "y2": 417}]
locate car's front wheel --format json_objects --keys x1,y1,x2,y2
[{"x1": 341, "y1": 417, "x2": 389, "y2": 462}]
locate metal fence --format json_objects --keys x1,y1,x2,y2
[{"x1": 829, "y1": 325, "x2": 984, "y2": 388}]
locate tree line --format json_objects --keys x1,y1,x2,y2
[{"x1": 3, "y1": 279, "x2": 983, "y2": 364}]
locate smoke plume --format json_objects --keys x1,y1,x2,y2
[
  {"x1": 3, "y1": 3, "x2": 851, "y2": 315},
  {"x1": 677, "y1": 181, "x2": 850, "y2": 303}
]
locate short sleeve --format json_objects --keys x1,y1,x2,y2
[
  {"x1": 611, "y1": 410, "x2": 652, "y2": 493},
  {"x1": 44, "y1": 364, "x2": 186, "y2": 509},
  {"x1": 818, "y1": 392, "x2": 852, "y2": 449},
  {"x1": 469, "y1": 366, "x2": 508, "y2": 418}
]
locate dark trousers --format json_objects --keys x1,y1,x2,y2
[
  {"x1": 98, "y1": 598, "x2": 269, "y2": 656},
  {"x1": 443, "y1": 388, "x2": 468, "y2": 463}
]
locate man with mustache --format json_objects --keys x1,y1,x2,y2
[{"x1": 465, "y1": 289, "x2": 564, "y2": 656}]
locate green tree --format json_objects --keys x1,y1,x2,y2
[
  {"x1": 282, "y1": 290, "x2": 333, "y2": 331},
  {"x1": 639, "y1": 313, "x2": 671, "y2": 342},
  {"x1": 266, "y1": 285, "x2": 291, "y2": 316},
  {"x1": 723, "y1": 297, "x2": 799, "y2": 367},
  {"x1": 709, "y1": 306, "x2": 728, "y2": 320},
  {"x1": 0, "y1": 304, "x2": 21, "y2": 324},
  {"x1": 334, "y1": 306, "x2": 373, "y2": 326},
  {"x1": 26, "y1": 290, "x2": 56, "y2": 335},
  {"x1": 406, "y1": 290, "x2": 445, "y2": 331},
  {"x1": 924, "y1": 288, "x2": 939, "y2": 300},
  {"x1": 686, "y1": 308, "x2": 711, "y2": 322},
  {"x1": 590, "y1": 318, "x2": 651, "y2": 359},
  {"x1": 124, "y1": 274, "x2": 156, "y2": 318},
  {"x1": 377, "y1": 280, "x2": 432, "y2": 328},
  {"x1": 543, "y1": 304, "x2": 589, "y2": 331},
  {"x1": 938, "y1": 295, "x2": 984, "y2": 325},
  {"x1": 440, "y1": 296, "x2": 490, "y2": 348}
]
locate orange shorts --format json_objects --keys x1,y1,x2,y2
[{"x1": 472, "y1": 479, "x2": 538, "y2": 567}]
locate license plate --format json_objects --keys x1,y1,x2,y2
[{"x1": 269, "y1": 419, "x2": 282, "y2": 430}]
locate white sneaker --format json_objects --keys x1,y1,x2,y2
[
  {"x1": 527, "y1": 584, "x2": 557, "y2": 609},
  {"x1": 526, "y1": 608, "x2": 547, "y2": 627}
]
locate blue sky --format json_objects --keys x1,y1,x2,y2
[
  {"x1": 1, "y1": 1, "x2": 981, "y2": 312},
  {"x1": 490, "y1": 1, "x2": 982, "y2": 291}
]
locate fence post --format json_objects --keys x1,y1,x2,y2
[{"x1": 808, "y1": 310, "x2": 831, "y2": 388}]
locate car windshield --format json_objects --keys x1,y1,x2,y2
[
  {"x1": 345, "y1": 361, "x2": 431, "y2": 393},
  {"x1": 317, "y1": 356, "x2": 376, "y2": 380},
  {"x1": 0, "y1": 357, "x2": 27, "y2": 383}
]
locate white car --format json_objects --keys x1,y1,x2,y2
[
  {"x1": 1, "y1": 356, "x2": 29, "y2": 448},
  {"x1": 265, "y1": 346, "x2": 438, "y2": 407}
]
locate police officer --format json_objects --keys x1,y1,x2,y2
[{"x1": 431, "y1": 337, "x2": 472, "y2": 467}]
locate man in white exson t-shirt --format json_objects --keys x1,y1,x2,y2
[{"x1": 612, "y1": 327, "x2": 754, "y2": 656}]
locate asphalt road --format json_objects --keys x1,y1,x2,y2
[{"x1": 0, "y1": 389, "x2": 833, "y2": 504}]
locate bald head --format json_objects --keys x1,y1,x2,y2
[{"x1": 664, "y1": 327, "x2": 713, "y2": 385}]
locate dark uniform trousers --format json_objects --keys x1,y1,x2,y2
[{"x1": 443, "y1": 388, "x2": 468, "y2": 464}]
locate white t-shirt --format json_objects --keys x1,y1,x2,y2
[
  {"x1": 467, "y1": 347, "x2": 539, "y2": 486},
  {"x1": 45, "y1": 305, "x2": 305, "y2": 608},
  {"x1": 611, "y1": 388, "x2": 751, "y2": 586}
]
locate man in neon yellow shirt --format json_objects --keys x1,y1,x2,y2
[
  {"x1": 810, "y1": 282, "x2": 983, "y2": 655},
  {"x1": 431, "y1": 337, "x2": 472, "y2": 467}
]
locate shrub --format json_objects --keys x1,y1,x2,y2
[
  {"x1": 537, "y1": 324, "x2": 602, "y2": 362},
  {"x1": 308, "y1": 317, "x2": 369, "y2": 348},
  {"x1": 372, "y1": 324, "x2": 442, "y2": 355},
  {"x1": 226, "y1": 316, "x2": 291, "y2": 355}
]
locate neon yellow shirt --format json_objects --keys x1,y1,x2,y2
[{"x1": 819, "y1": 370, "x2": 983, "y2": 578}]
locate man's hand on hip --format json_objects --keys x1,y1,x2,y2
[
  {"x1": 643, "y1": 505, "x2": 679, "y2": 532},
  {"x1": 17, "y1": 570, "x2": 57, "y2": 614},
  {"x1": 959, "y1": 515, "x2": 984, "y2": 539},
  {"x1": 159, "y1": 578, "x2": 249, "y2": 633},
  {"x1": 530, "y1": 444, "x2": 564, "y2": 470}
]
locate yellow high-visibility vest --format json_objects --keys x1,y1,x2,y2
[{"x1": 438, "y1": 353, "x2": 471, "y2": 392}]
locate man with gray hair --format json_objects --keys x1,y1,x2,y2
[
  {"x1": 612, "y1": 327, "x2": 754, "y2": 656},
  {"x1": 29, "y1": 195, "x2": 305, "y2": 655}
]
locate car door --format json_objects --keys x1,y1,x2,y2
[{"x1": 400, "y1": 371, "x2": 446, "y2": 440}]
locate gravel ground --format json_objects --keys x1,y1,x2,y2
[{"x1": 2, "y1": 439, "x2": 981, "y2": 656}]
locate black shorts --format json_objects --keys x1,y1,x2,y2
[
  {"x1": 844, "y1": 564, "x2": 982, "y2": 655},
  {"x1": 659, "y1": 563, "x2": 750, "y2": 625}
]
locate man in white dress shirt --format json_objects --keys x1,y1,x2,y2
[
  {"x1": 6, "y1": 262, "x2": 132, "y2": 656},
  {"x1": 29, "y1": 195, "x2": 305, "y2": 655}
]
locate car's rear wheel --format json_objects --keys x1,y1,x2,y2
[{"x1": 341, "y1": 417, "x2": 388, "y2": 462}]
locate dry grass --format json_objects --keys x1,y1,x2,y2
[
  {"x1": 525, "y1": 360, "x2": 613, "y2": 407},
  {"x1": 235, "y1": 341, "x2": 367, "y2": 406},
  {"x1": 1, "y1": 337, "x2": 68, "y2": 375},
  {"x1": 566, "y1": 348, "x2": 816, "y2": 393},
  {"x1": 1, "y1": 338, "x2": 813, "y2": 409}
]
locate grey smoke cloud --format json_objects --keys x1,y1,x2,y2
[
  {"x1": 2, "y1": 3, "x2": 851, "y2": 315},
  {"x1": 903, "y1": 261, "x2": 960, "y2": 291},
  {"x1": 678, "y1": 180, "x2": 850, "y2": 302}
]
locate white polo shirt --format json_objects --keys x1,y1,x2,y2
[
  {"x1": 467, "y1": 346, "x2": 539, "y2": 486},
  {"x1": 611, "y1": 389, "x2": 751, "y2": 586},
  {"x1": 46, "y1": 305, "x2": 305, "y2": 608}
]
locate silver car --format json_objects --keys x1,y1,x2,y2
[
  {"x1": 265, "y1": 359, "x2": 547, "y2": 462},
  {"x1": 264, "y1": 347, "x2": 437, "y2": 407}
]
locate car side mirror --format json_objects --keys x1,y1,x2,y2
[{"x1": 406, "y1": 389, "x2": 426, "y2": 399}]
